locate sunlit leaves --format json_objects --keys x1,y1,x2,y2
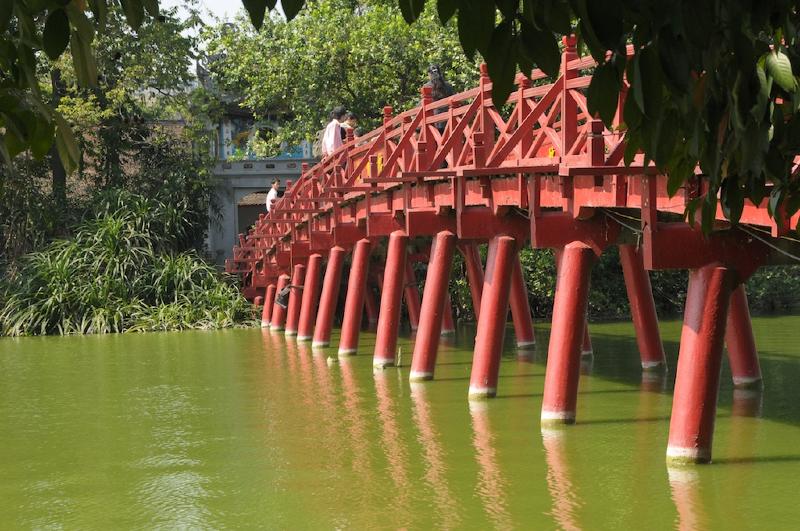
[{"x1": 766, "y1": 50, "x2": 796, "y2": 93}]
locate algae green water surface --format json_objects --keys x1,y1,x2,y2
[{"x1": 2, "y1": 317, "x2": 800, "y2": 529}]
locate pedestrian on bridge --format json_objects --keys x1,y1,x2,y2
[
  {"x1": 321, "y1": 106, "x2": 347, "y2": 157},
  {"x1": 266, "y1": 178, "x2": 279, "y2": 213},
  {"x1": 340, "y1": 112, "x2": 359, "y2": 141}
]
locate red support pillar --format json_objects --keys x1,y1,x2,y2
[
  {"x1": 725, "y1": 284, "x2": 762, "y2": 388},
  {"x1": 468, "y1": 235, "x2": 516, "y2": 398},
  {"x1": 541, "y1": 242, "x2": 594, "y2": 423},
  {"x1": 510, "y1": 254, "x2": 535, "y2": 349},
  {"x1": 581, "y1": 324, "x2": 593, "y2": 356},
  {"x1": 338, "y1": 238, "x2": 371, "y2": 356},
  {"x1": 667, "y1": 264, "x2": 735, "y2": 464},
  {"x1": 409, "y1": 231, "x2": 456, "y2": 381},
  {"x1": 404, "y1": 261, "x2": 422, "y2": 330},
  {"x1": 270, "y1": 274, "x2": 290, "y2": 331},
  {"x1": 284, "y1": 263, "x2": 306, "y2": 336},
  {"x1": 297, "y1": 254, "x2": 323, "y2": 341},
  {"x1": 373, "y1": 230, "x2": 408, "y2": 368},
  {"x1": 441, "y1": 292, "x2": 456, "y2": 335},
  {"x1": 460, "y1": 242, "x2": 484, "y2": 319},
  {"x1": 619, "y1": 244, "x2": 666, "y2": 370},
  {"x1": 555, "y1": 247, "x2": 592, "y2": 358},
  {"x1": 313, "y1": 246, "x2": 346, "y2": 348},
  {"x1": 364, "y1": 285, "x2": 379, "y2": 327},
  {"x1": 261, "y1": 283, "x2": 276, "y2": 328}
]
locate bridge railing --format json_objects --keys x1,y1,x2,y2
[{"x1": 227, "y1": 37, "x2": 799, "y2": 283}]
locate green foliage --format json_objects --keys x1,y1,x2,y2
[
  {"x1": 0, "y1": 191, "x2": 255, "y2": 336},
  {"x1": 203, "y1": 0, "x2": 479, "y2": 152},
  {"x1": 1, "y1": 0, "x2": 199, "y2": 175}
]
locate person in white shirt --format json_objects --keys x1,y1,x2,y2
[
  {"x1": 321, "y1": 106, "x2": 347, "y2": 157},
  {"x1": 266, "y1": 179, "x2": 279, "y2": 213}
]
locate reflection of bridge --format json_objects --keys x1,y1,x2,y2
[{"x1": 227, "y1": 37, "x2": 800, "y2": 464}]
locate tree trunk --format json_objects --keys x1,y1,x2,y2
[{"x1": 50, "y1": 68, "x2": 67, "y2": 207}]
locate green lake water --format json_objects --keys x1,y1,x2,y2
[{"x1": 2, "y1": 316, "x2": 800, "y2": 529}]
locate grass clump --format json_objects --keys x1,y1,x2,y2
[{"x1": 0, "y1": 192, "x2": 255, "y2": 336}]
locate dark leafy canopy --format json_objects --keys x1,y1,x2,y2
[
  {"x1": 1, "y1": 0, "x2": 159, "y2": 173},
  {"x1": 240, "y1": 0, "x2": 800, "y2": 232}
]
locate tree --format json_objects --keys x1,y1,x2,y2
[
  {"x1": 54, "y1": 3, "x2": 201, "y2": 187},
  {"x1": 1, "y1": 0, "x2": 164, "y2": 174},
  {"x1": 203, "y1": 0, "x2": 478, "y2": 150}
]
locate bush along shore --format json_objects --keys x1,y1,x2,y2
[{"x1": 0, "y1": 192, "x2": 256, "y2": 336}]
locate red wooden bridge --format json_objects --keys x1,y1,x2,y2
[{"x1": 227, "y1": 38, "x2": 800, "y2": 464}]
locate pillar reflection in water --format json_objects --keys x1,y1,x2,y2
[
  {"x1": 339, "y1": 358, "x2": 379, "y2": 510},
  {"x1": 311, "y1": 350, "x2": 349, "y2": 460},
  {"x1": 373, "y1": 370, "x2": 411, "y2": 518},
  {"x1": 541, "y1": 428, "x2": 583, "y2": 531},
  {"x1": 408, "y1": 382, "x2": 461, "y2": 528},
  {"x1": 667, "y1": 467, "x2": 707, "y2": 531},
  {"x1": 468, "y1": 400, "x2": 514, "y2": 529}
]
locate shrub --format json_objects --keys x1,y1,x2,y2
[{"x1": 0, "y1": 192, "x2": 255, "y2": 336}]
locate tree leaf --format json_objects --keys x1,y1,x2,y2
[
  {"x1": 120, "y1": 0, "x2": 144, "y2": 30},
  {"x1": 142, "y1": 0, "x2": 159, "y2": 17},
  {"x1": 29, "y1": 113, "x2": 55, "y2": 159},
  {"x1": 282, "y1": 0, "x2": 305, "y2": 21},
  {"x1": 637, "y1": 45, "x2": 663, "y2": 119},
  {"x1": 766, "y1": 50, "x2": 796, "y2": 93},
  {"x1": 0, "y1": 0, "x2": 12, "y2": 33},
  {"x1": 457, "y1": 9, "x2": 476, "y2": 59},
  {"x1": 721, "y1": 176, "x2": 744, "y2": 224},
  {"x1": 496, "y1": 0, "x2": 518, "y2": 20},
  {"x1": 654, "y1": 110, "x2": 678, "y2": 168},
  {"x1": 69, "y1": 29, "x2": 98, "y2": 87},
  {"x1": 666, "y1": 157, "x2": 694, "y2": 197},
  {"x1": 437, "y1": 0, "x2": 457, "y2": 25},
  {"x1": 457, "y1": 0, "x2": 494, "y2": 57},
  {"x1": 399, "y1": 0, "x2": 426, "y2": 24},
  {"x1": 54, "y1": 112, "x2": 79, "y2": 174},
  {"x1": 628, "y1": 53, "x2": 644, "y2": 113},
  {"x1": 242, "y1": 0, "x2": 268, "y2": 29},
  {"x1": 586, "y1": 61, "x2": 620, "y2": 126},
  {"x1": 486, "y1": 20, "x2": 517, "y2": 106},
  {"x1": 518, "y1": 18, "x2": 560, "y2": 77},
  {"x1": 540, "y1": 0, "x2": 571, "y2": 35},
  {"x1": 622, "y1": 84, "x2": 642, "y2": 129},
  {"x1": 43, "y1": 9, "x2": 71, "y2": 60},
  {"x1": 87, "y1": 0, "x2": 109, "y2": 30},
  {"x1": 574, "y1": 0, "x2": 607, "y2": 60},
  {"x1": 582, "y1": 0, "x2": 622, "y2": 50}
]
